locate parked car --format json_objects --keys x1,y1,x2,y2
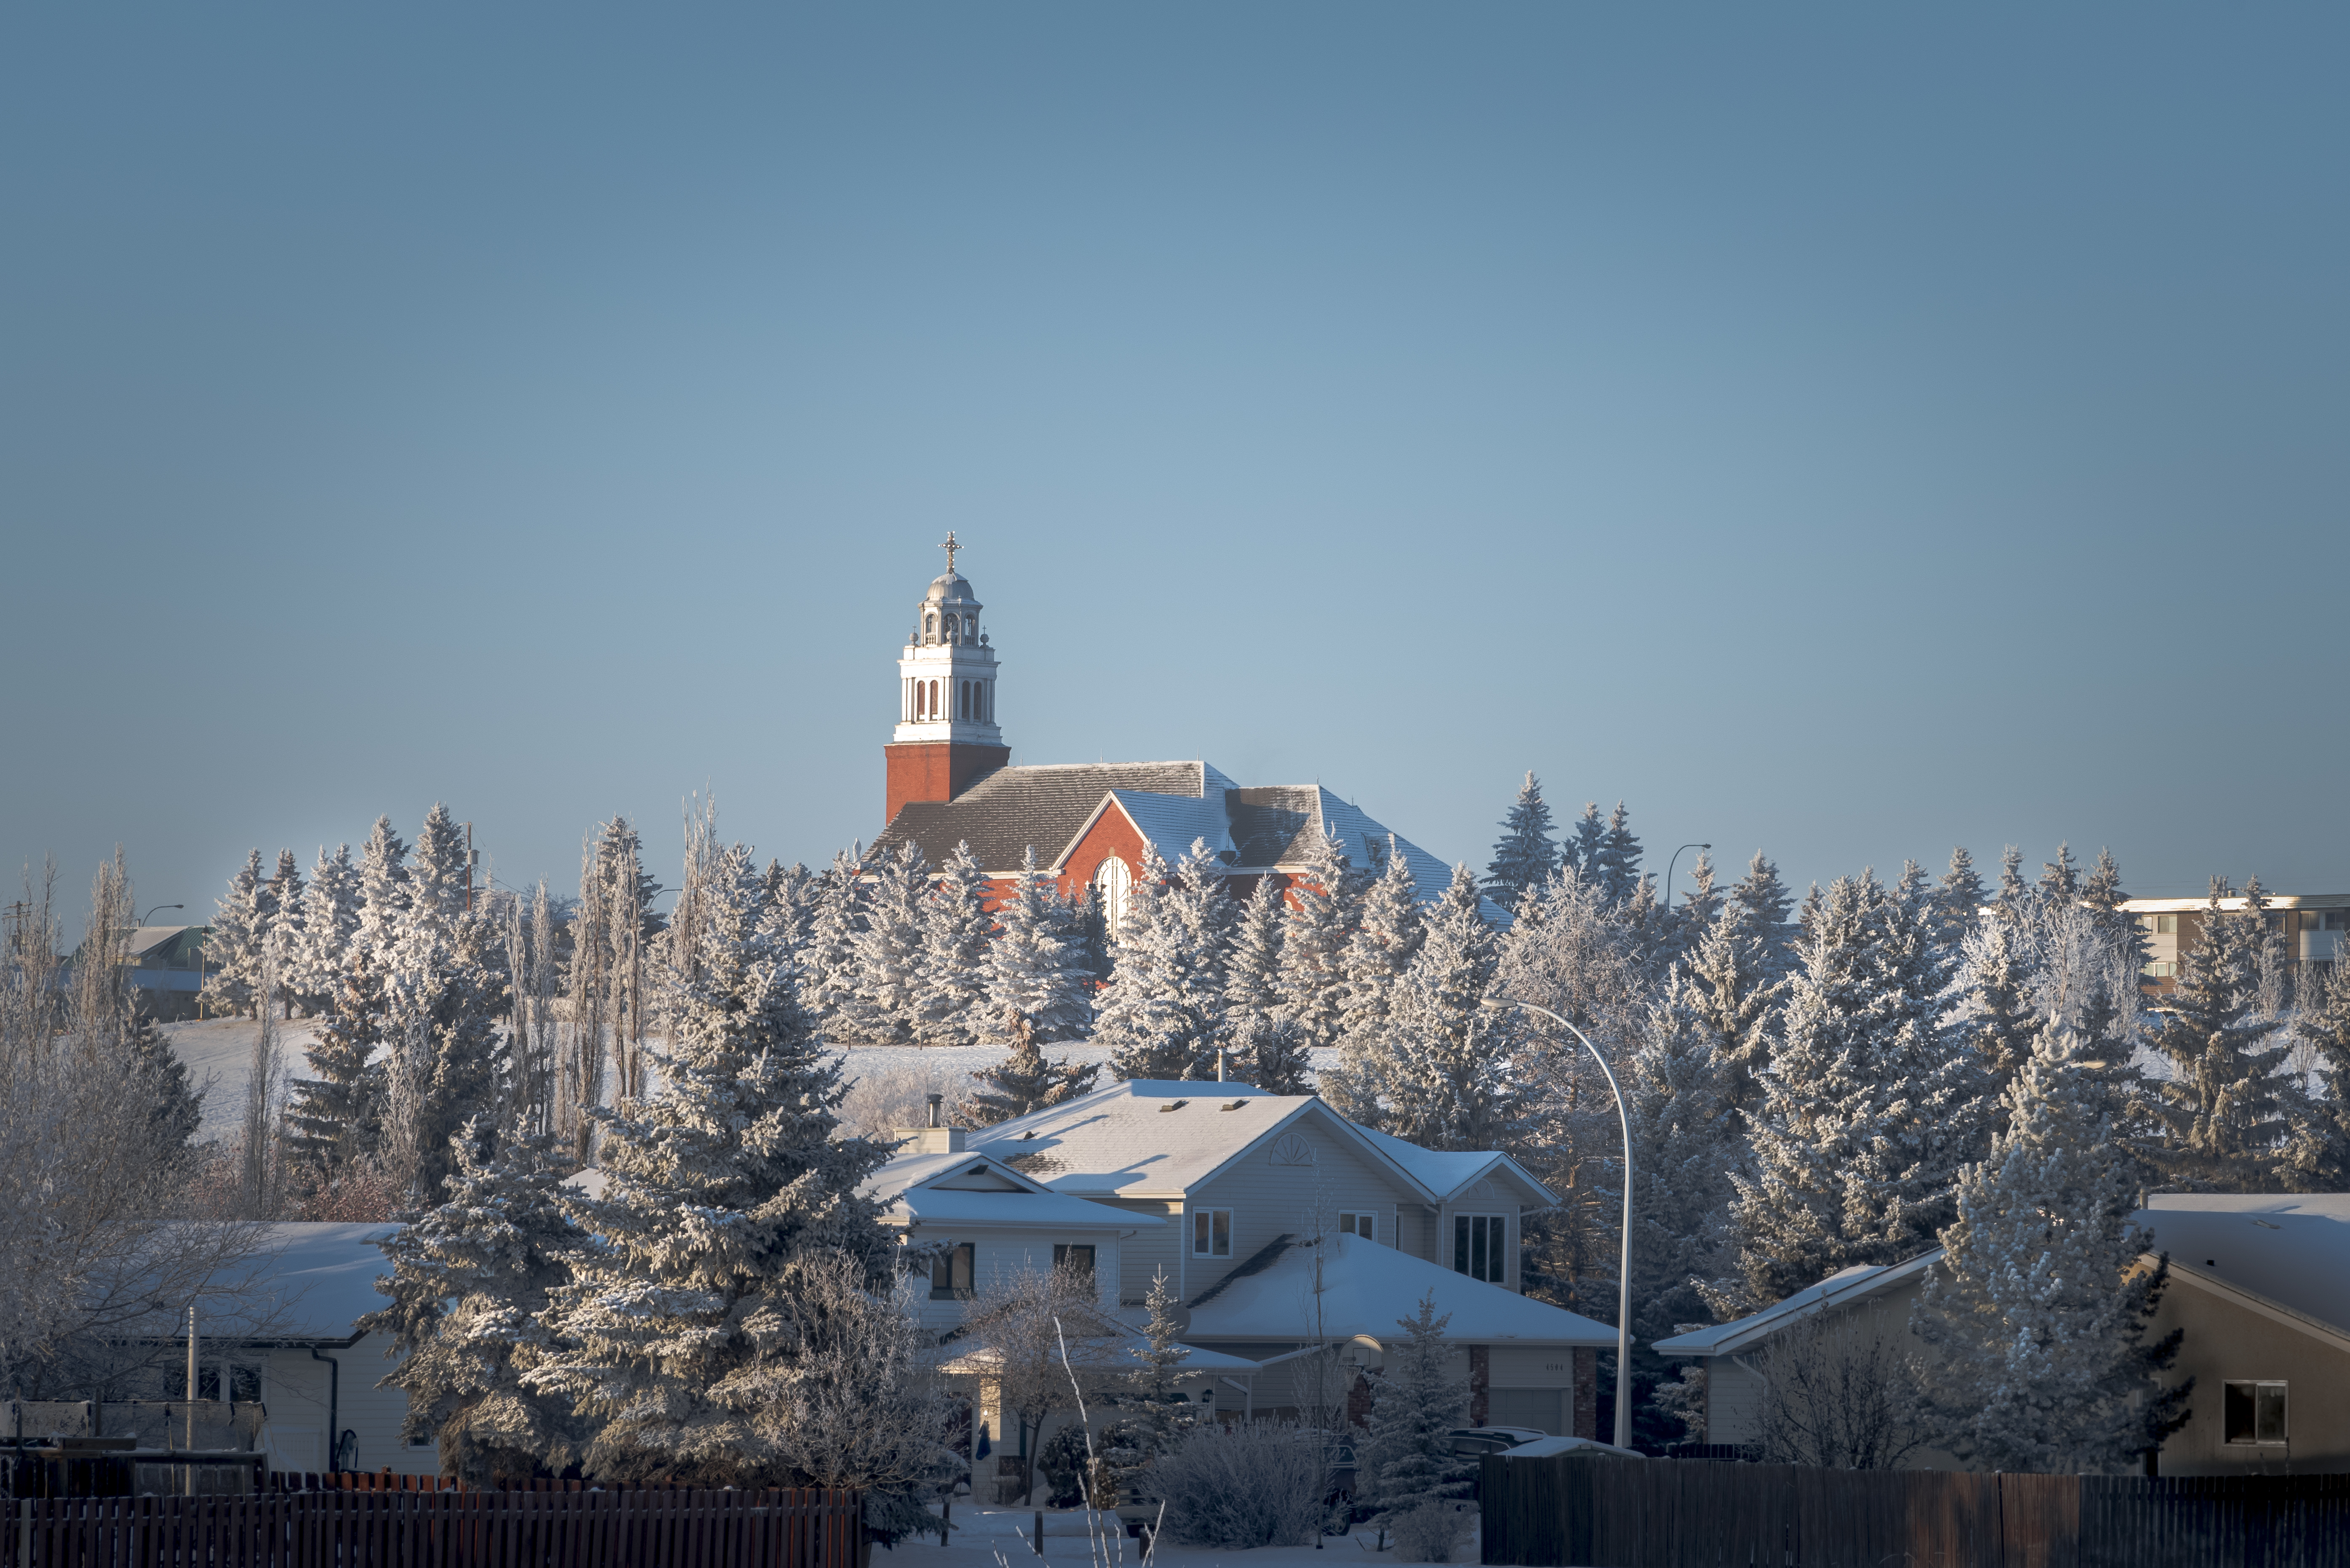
[{"x1": 1444, "y1": 1426, "x2": 1549, "y2": 1457}]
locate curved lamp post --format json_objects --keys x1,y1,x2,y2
[
  {"x1": 141, "y1": 904, "x2": 183, "y2": 926},
  {"x1": 1662, "y1": 844, "x2": 1710, "y2": 914},
  {"x1": 1479, "y1": 997, "x2": 1634, "y2": 1449}
]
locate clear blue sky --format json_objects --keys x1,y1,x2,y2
[{"x1": 5, "y1": 4, "x2": 2345, "y2": 927}]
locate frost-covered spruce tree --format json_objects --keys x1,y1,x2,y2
[
  {"x1": 1343, "y1": 865, "x2": 1520, "y2": 1150},
  {"x1": 1910, "y1": 1021, "x2": 2188, "y2": 1471},
  {"x1": 198, "y1": 849, "x2": 269, "y2": 1019},
  {"x1": 1679, "y1": 891, "x2": 1784, "y2": 1121},
  {"x1": 1097, "y1": 845, "x2": 1221, "y2": 1081},
  {"x1": 355, "y1": 815, "x2": 411, "y2": 963},
  {"x1": 1995, "y1": 846, "x2": 2029, "y2": 915},
  {"x1": 1222, "y1": 874, "x2": 1287, "y2": 1047},
  {"x1": 1483, "y1": 772, "x2": 1561, "y2": 903},
  {"x1": 1627, "y1": 971, "x2": 1737, "y2": 1345},
  {"x1": 1275, "y1": 831, "x2": 1361, "y2": 1054},
  {"x1": 979, "y1": 848, "x2": 1094, "y2": 1044},
  {"x1": 839, "y1": 842, "x2": 928, "y2": 1046},
  {"x1": 531, "y1": 840, "x2": 894, "y2": 1483},
  {"x1": 2078, "y1": 849, "x2": 2147, "y2": 969},
  {"x1": 1102, "y1": 1269, "x2": 1196, "y2": 1487},
  {"x1": 968, "y1": 1014, "x2": 1100, "y2": 1124},
  {"x1": 1336, "y1": 847, "x2": 1425, "y2": 1062},
  {"x1": 261, "y1": 849, "x2": 305, "y2": 1018},
  {"x1": 1358, "y1": 1291, "x2": 1472, "y2": 1535},
  {"x1": 381, "y1": 805, "x2": 509, "y2": 1203},
  {"x1": 1726, "y1": 865, "x2": 1980, "y2": 1307},
  {"x1": 2038, "y1": 842, "x2": 2082, "y2": 902},
  {"x1": 912, "y1": 842, "x2": 994, "y2": 1047},
  {"x1": 1563, "y1": 802, "x2": 1608, "y2": 884},
  {"x1": 1943, "y1": 911, "x2": 2041, "y2": 1102},
  {"x1": 1161, "y1": 838, "x2": 1235, "y2": 1022},
  {"x1": 292, "y1": 844, "x2": 361, "y2": 1019},
  {"x1": 797, "y1": 849, "x2": 864, "y2": 1036},
  {"x1": 1937, "y1": 847, "x2": 1987, "y2": 945},
  {"x1": 2140, "y1": 877, "x2": 2293, "y2": 1190},
  {"x1": 1592, "y1": 802, "x2": 1645, "y2": 906},
  {"x1": 363, "y1": 1118, "x2": 586, "y2": 1482},
  {"x1": 1728, "y1": 851, "x2": 1797, "y2": 981},
  {"x1": 283, "y1": 946, "x2": 388, "y2": 1180},
  {"x1": 758, "y1": 860, "x2": 820, "y2": 966},
  {"x1": 2285, "y1": 950, "x2": 2350, "y2": 1189}
]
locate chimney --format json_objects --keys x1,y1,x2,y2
[
  {"x1": 897, "y1": 1093, "x2": 965, "y2": 1153},
  {"x1": 927, "y1": 1091, "x2": 944, "y2": 1128}
]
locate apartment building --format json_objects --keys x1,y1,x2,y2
[{"x1": 2123, "y1": 893, "x2": 2350, "y2": 991}]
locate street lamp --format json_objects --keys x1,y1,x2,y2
[
  {"x1": 1662, "y1": 845, "x2": 1710, "y2": 914},
  {"x1": 1479, "y1": 996, "x2": 1635, "y2": 1450},
  {"x1": 141, "y1": 904, "x2": 184, "y2": 926}
]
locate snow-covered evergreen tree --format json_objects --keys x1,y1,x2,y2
[
  {"x1": 758, "y1": 860, "x2": 821, "y2": 966},
  {"x1": 362, "y1": 1118, "x2": 586, "y2": 1481},
  {"x1": 2140, "y1": 877, "x2": 2294, "y2": 1190},
  {"x1": 283, "y1": 945, "x2": 387, "y2": 1180},
  {"x1": 292, "y1": 844, "x2": 361, "y2": 1019},
  {"x1": 1626, "y1": 971, "x2": 1737, "y2": 1346},
  {"x1": 842, "y1": 842, "x2": 929, "y2": 1046},
  {"x1": 355, "y1": 815, "x2": 411, "y2": 962},
  {"x1": 2038, "y1": 842, "x2": 2082, "y2": 902},
  {"x1": 1677, "y1": 892, "x2": 1784, "y2": 1120},
  {"x1": 1937, "y1": 847, "x2": 1987, "y2": 945},
  {"x1": 1910, "y1": 1020, "x2": 2188, "y2": 1472},
  {"x1": 2285, "y1": 951, "x2": 2350, "y2": 1189},
  {"x1": 1097, "y1": 844, "x2": 1222, "y2": 1081},
  {"x1": 1726, "y1": 865, "x2": 1979, "y2": 1308},
  {"x1": 1159, "y1": 838, "x2": 1235, "y2": 1054},
  {"x1": 799, "y1": 849, "x2": 865, "y2": 1036},
  {"x1": 1995, "y1": 846, "x2": 2029, "y2": 915},
  {"x1": 979, "y1": 848, "x2": 1094, "y2": 1044},
  {"x1": 1592, "y1": 802, "x2": 1644, "y2": 905},
  {"x1": 1222, "y1": 874, "x2": 1288, "y2": 1044},
  {"x1": 1275, "y1": 832, "x2": 1361, "y2": 1054},
  {"x1": 1943, "y1": 912, "x2": 2041, "y2": 1100},
  {"x1": 1483, "y1": 772, "x2": 1561, "y2": 903},
  {"x1": 1563, "y1": 802, "x2": 1608, "y2": 884},
  {"x1": 1727, "y1": 851, "x2": 1797, "y2": 981},
  {"x1": 1102, "y1": 1269, "x2": 1196, "y2": 1485},
  {"x1": 530, "y1": 839, "x2": 894, "y2": 1483},
  {"x1": 198, "y1": 849, "x2": 268, "y2": 1018},
  {"x1": 967, "y1": 1013, "x2": 1101, "y2": 1124},
  {"x1": 1358, "y1": 1291, "x2": 1472, "y2": 1534},
  {"x1": 261, "y1": 849, "x2": 305, "y2": 1018},
  {"x1": 1335, "y1": 847, "x2": 1425, "y2": 1063},
  {"x1": 912, "y1": 842, "x2": 994, "y2": 1047},
  {"x1": 1339, "y1": 865, "x2": 1521, "y2": 1150}
]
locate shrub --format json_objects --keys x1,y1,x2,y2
[
  {"x1": 1391, "y1": 1500, "x2": 1466, "y2": 1563},
  {"x1": 1152, "y1": 1421, "x2": 1324, "y2": 1549}
]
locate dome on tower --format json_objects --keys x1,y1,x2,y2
[{"x1": 926, "y1": 571, "x2": 976, "y2": 606}]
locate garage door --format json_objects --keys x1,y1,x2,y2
[{"x1": 1485, "y1": 1389, "x2": 1563, "y2": 1435}]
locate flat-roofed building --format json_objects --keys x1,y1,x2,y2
[{"x1": 2123, "y1": 894, "x2": 2350, "y2": 992}]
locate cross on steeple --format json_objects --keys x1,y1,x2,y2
[{"x1": 939, "y1": 531, "x2": 961, "y2": 575}]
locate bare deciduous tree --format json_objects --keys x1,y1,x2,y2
[{"x1": 1747, "y1": 1303, "x2": 1929, "y2": 1470}]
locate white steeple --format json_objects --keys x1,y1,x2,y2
[{"x1": 895, "y1": 531, "x2": 1003, "y2": 745}]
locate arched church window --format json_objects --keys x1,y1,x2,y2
[
  {"x1": 926, "y1": 614, "x2": 936, "y2": 640},
  {"x1": 959, "y1": 681, "x2": 971, "y2": 720},
  {"x1": 928, "y1": 679, "x2": 939, "y2": 717},
  {"x1": 1094, "y1": 856, "x2": 1132, "y2": 931}
]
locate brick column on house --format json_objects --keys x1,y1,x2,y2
[
  {"x1": 1573, "y1": 1348, "x2": 1598, "y2": 1439},
  {"x1": 1347, "y1": 1368, "x2": 1375, "y2": 1429},
  {"x1": 1469, "y1": 1345, "x2": 1490, "y2": 1427}
]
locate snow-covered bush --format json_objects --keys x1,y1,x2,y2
[
  {"x1": 1154, "y1": 1421, "x2": 1325, "y2": 1549},
  {"x1": 1391, "y1": 1500, "x2": 1468, "y2": 1563}
]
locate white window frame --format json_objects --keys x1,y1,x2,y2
[
  {"x1": 1095, "y1": 856, "x2": 1133, "y2": 930},
  {"x1": 1192, "y1": 1208, "x2": 1232, "y2": 1259},
  {"x1": 1337, "y1": 1211, "x2": 1380, "y2": 1244},
  {"x1": 1453, "y1": 1213, "x2": 1508, "y2": 1284}
]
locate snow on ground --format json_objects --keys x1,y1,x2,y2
[
  {"x1": 162, "y1": 1017, "x2": 324, "y2": 1140},
  {"x1": 891, "y1": 1504, "x2": 1476, "y2": 1568}
]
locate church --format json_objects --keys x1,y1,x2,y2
[{"x1": 869, "y1": 538, "x2": 1502, "y2": 921}]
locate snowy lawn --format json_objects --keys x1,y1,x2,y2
[
  {"x1": 886, "y1": 1504, "x2": 1480, "y2": 1568},
  {"x1": 162, "y1": 1017, "x2": 324, "y2": 1139}
]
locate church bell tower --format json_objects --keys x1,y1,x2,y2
[{"x1": 885, "y1": 532, "x2": 1010, "y2": 825}]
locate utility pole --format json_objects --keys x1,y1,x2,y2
[{"x1": 464, "y1": 822, "x2": 474, "y2": 914}]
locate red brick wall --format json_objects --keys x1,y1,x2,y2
[
  {"x1": 1573, "y1": 1348, "x2": 1597, "y2": 1439},
  {"x1": 1469, "y1": 1344, "x2": 1490, "y2": 1427},
  {"x1": 883, "y1": 742, "x2": 1008, "y2": 827},
  {"x1": 1052, "y1": 805, "x2": 1155, "y2": 905}
]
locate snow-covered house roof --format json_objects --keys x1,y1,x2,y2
[
  {"x1": 870, "y1": 762, "x2": 1507, "y2": 920},
  {"x1": 1183, "y1": 1233, "x2": 1616, "y2": 1349},
  {"x1": 1650, "y1": 1251, "x2": 1944, "y2": 1359},
  {"x1": 1350, "y1": 1123, "x2": 1551, "y2": 1206},
  {"x1": 864, "y1": 1143, "x2": 1171, "y2": 1233},
  {"x1": 2135, "y1": 1193, "x2": 2350, "y2": 1334},
  {"x1": 189, "y1": 1222, "x2": 402, "y2": 1345},
  {"x1": 969, "y1": 1080, "x2": 1555, "y2": 1207}
]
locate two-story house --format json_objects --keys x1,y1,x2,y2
[{"x1": 868, "y1": 1078, "x2": 1618, "y2": 1463}]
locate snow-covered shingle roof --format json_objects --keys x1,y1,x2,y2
[
  {"x1": 883, "y1": 1187, "x2": 1167, "y2": 1232},
  {"x1": 188, "y1": 1222, "x2": 403, "y2": 1344},
  {"x1": 873, "y1": 761, "x2": 1222, "y2": 873},
  {"x1": 1349, "y1": 1123, "x2": 1550, "y2": 1205},
  {"x1": 1184, "y1": 1233, "x2": 1616, "y2": 1349},
  {"x1": 2137, "y1": 1193, "x2": 2350, "y2": 1335},
  {"x1": 1650, "y1": 1252, "x2": 1942, "y2": 1359}
]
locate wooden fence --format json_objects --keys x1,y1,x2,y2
[
  {"x1": 1480, "y1": 1455, "x2": 2350, "y2": 1568},
  {"x1": 5, "y1": 1485, "x2": 861, "y2": 1568}
]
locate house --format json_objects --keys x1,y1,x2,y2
[
  {"x1": 2124, "y1": 893, "x2": 2349, "y2": 991},
  {"x1": 1652, "y1": 1194, "x2": 2350, "y2": 1475},
  {"x1": 868, "y1": 542, "x2": 1508, "y2": 923},
  {"x1": 184, "y1": 1222, "x2": 424, "y2": 1477},
  {"x1": 873, "y1": 1079, "x2": 1619, "y2": 1464}
]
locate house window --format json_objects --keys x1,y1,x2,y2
[
  {"x1": 931, "y1": 1243, "x2": 975, "y2": 1300},
  {"x1": 1454, "y1": 1214, "x2": 1507, "y2": 1284},
  {"x1": 1338, "y1": 1212, "x2": 1379, "y2": 1244},
  {"x1": 1053, "y1": 1243, "x2": 1096, "y2": 1282},
  {"x1": 1095, "y1": 857, "x2": 1133, "y2": 930},
  {"x1": 2224, "y1": 1381, "x2": 2287, "y2": 1445},
  {"x1": 1192, "y1": 1209, "x2": 1232, "y2": 1259},
  {"x1": 2156, "y1": 915, "x2": 2178, "y2": 934},
  {"x1": 196, "y1": 1365, "x2": 264, "y2": 1402},
  {"x1": 2141, "y1": 962, "x2": 2177, "y2": 978}
]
